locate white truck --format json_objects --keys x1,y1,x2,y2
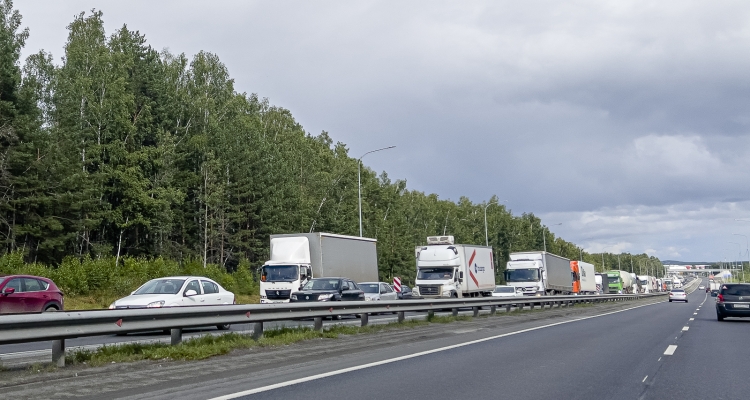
[
  {"x1": 571, "y1": 261, "x2": 597, "y2": 295},
  {"x1": 504, "y1": 251, "x2": 572, "y2": 296},
  {"x1": 259, "y1": 233, "x2": 379, "y2": 303},
  {"x1": 638, "y1": 275, "x2": 657, "y2": 293},
  {"x1": 413, "y1": 236, "x2": 495, "y2": 298}
]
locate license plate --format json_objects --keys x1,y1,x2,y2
[{"x1": 734, "y1": 304, "x2": 749, "y2": 309}]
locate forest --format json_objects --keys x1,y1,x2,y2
[{"x1": 0, "y1": 2, "x2": 663, "y2": 294}]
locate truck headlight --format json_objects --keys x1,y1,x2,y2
[
  {"x1": 147, "y1": 300, "x2": 165, "y2": 308},
  {"x1": 108, "y1": 303, "x2": 116, "y2": 309},
  {"x1": 291, "y1": 294, "x2": 297, "y2": 301},
  {"x1": 318, "y1": 293, "x2": 334, "y2": 301}
]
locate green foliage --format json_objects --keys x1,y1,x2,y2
[{"x1": 0, "y1": 5, "x2": 664, "y2": 291}]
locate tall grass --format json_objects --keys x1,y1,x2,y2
[{"x1": 0, "y1": 251, "x2": 258, "y2": 298}]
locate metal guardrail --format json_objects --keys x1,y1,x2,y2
[{"x1": 0, "y1": 293, "x2": 665, "y2": 367}]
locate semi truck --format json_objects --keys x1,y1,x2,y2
[
  {"x1": 413, "y1": 236, "x2": 495, "y2": 298},
  {"x1": 505, "y1": 251, "x2": 572, "y2": 296},
  {"x1": 259, "y1": 233, "x2": 378, "y2": 303},
  {"x1": 605, "y1": 270, "x2": 634, "y2": 293},
  {"x1": 571, "y1": 261, "x2": 597, "y2": 295},
  {"x1": 638, "y1": 275, "x2": 657, "y2": 293}
]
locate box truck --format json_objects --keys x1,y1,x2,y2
[
  {"x1": 259, "y1": 233, "x2": 378, "y2": 303},
  {"x1": 413, "y1": 236, "x2": 495, "y2": 299},
  {"x1": 505, "y1": 251, "x2": 572, "y2": 296},
  {"x1": 571, "y1": 261, "x2": 597, "y2": 295}
]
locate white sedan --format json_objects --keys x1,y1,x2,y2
[
  {"x1": 492, "y1": 285, "x2": 523, "y2": 297},
  {"x1": 110, "y1": 276, "x2": 235, "y2": 309},
  {"x1": 668, "y1": 289, "x2": 688, "y2": 303}
]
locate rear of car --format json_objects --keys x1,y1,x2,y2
[
  {"x1": 716, "y1": 284, "x2": 750, "y2": 321},
  {"x1": 668, "y1": 289, "x2": 687, "y2": 302}
]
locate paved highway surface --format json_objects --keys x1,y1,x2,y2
[{"x1": 5, "y1": 278, "x2": 746, "y2": 400}]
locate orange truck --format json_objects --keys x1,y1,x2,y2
[{"x1": 570, "y1": 260, "x2": 597, "y2": 295}]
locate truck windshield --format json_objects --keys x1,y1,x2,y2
[
  {"x1": 504, "y1": 269, "x2": 540, "y2": 282},
  {"x1": 607, "y1": 276, "x2": 620, "y2": 284},
  {"x1": 417, "y1": 268, "x2": 454, "y2": 280},
  {"x1": 261, "y1": 265, "x2": 299, "y2": 282}
]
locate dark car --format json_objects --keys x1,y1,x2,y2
[
  {"x1": 0, "y1": 275, "x2": 64, "y2": 313},
  {"x1": 716, "y1": 283, "x2": 750, "y2": 321},
  {"x1": 398, "y1": 285, "x2": 414, "y2": 300},
  {"x1": 290, "y1": 278, "x2": 365, "y2": 303}
]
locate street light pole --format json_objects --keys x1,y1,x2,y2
[
  {"x1": 357, "y1": 146, "x2": 395, "y2": 237},
  {"x1": 733, "y1": 233, "x2": 749, "y2": 283},
  {"x1": 483, "y1": 199, "x2": 506, "y2": 247}
]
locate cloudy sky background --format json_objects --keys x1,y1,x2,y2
[{"x1": 15, "y1": 1, "x2": 750, "y2": 262}]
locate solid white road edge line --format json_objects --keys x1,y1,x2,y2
[
  {"x1": 207, "y1": 301, "x2": 662, "y2": 400},
  {"x1": 664, "y1": 345, "x2": 678, "y2": 356}
]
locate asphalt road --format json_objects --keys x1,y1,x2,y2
[
  {"x1": 209, "y1": 278, "x2": 748, "y2": 400},
  {"x1": 7, "y1": 278, "x2": 743, "y2": 400}
]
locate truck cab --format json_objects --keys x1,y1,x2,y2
[
  {"x1": 260, "y1": 263, "x2": 311, "y2": 303},
  {"x1": 505, "y1": 259, "x2": 544, "y2": 296},
  {"x1": 414, "y1": 236, "x2": 494, "y2": 299}
]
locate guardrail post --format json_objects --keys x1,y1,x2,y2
[
  {"x1": 314, "y1": 317, "x2": 323, "y2": 331},
  {"x1": 427, "y1": 310, "x2": 435, "y2": 320},
  {"x1": 52, "y1": 339, "x2": 65, "y2": 368},
  {"x1": 556, "y1": 301, "x2": 561, "y2": 308},
  {"x1": 170, "y1": 328, "x2": 182, "y2": 346},
  {"x1": 397, "y1": 311, "x2": 405, "y2": 323},
  {"x1": 452, "y1": 308, "x2": 458, "y2": 317},
  {"x1": 360, "y1": 313, "x2": 369, "y2": 327},
  {"x1": 530, "y1": 302, "x2": 535, "y2": 310},
  {"x1": 472, "y1": 306, "x2": 479, "y2": 317},
  {"x1": 505, "y1": 304, "x2": 511, "y2": 312},
  {"x1": 518, "y1": 303, "x2": 524, "y2": 311},
  {"x1": 252, "y1": 322, "x2": 264, "y2": 340},
  {"x1": 490, "y1": 305, "x2": 496, "y2": 315}
]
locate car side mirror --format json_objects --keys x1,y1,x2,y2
[
  {"x1": 3, "y1": 287, "x2": 15, "y2": 295},
  {"x1": 184, "y1": 289, "x2": 198, "y2": 297}
]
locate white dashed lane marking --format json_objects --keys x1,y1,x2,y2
[{"x1": 664, "y1": 345, "x2": 678, "y2": 355}]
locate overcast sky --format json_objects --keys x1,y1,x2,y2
[{"x1": 15, "y1": 1, "x2": 750, "y2": 262}]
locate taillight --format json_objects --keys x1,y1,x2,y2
[{"x1": 717, "y1": 294, "x2": 724, "y2": 303}]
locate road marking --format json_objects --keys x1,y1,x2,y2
[
  {"x1": 689, "y1": 318, "x2": 694, "y2": 321},
  {"x1": 642, "y1": 375, "x2": 648, "y2": 382},
  {"x1": 693, "y1": 313, "x2": 697, "y2": 315},
  {"x1": 682, "y1": 326, "x2": 689, "y2": 331},
  {"x1": 658, "y1": 357, "x2": 661, "y2": 361},
  {"x1": 207, "y1": 302, "x2": 662, "y2": 400},
  {"x1": 696, "y1": 308, "x2": 700, "y2": 311},
  {"x1": 664, "y1": 345, "x2": 678, "y2": 355}
]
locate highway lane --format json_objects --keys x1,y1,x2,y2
[
  {"x1": 643, "y1": 281, "x2": 750, "y2": 399},
  {"x1": 205, "y1": 282, "x2": 710, "y2": 400}
]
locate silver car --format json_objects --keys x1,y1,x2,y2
[
  {"x1": 669, "y1": 289, "x2": 687, "y2": 303},
  {"x1": 359, "y1": 282, "x2": 399, "y2": 301},
  {"x1": 492, "y1": 285, "x2": 523, "y2": 298}
]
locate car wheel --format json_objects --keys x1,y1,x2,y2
[
  {"x1": 669, "y1": 300, "x2": 672, "y2": 302},
  {"x1": 44, "y1": 305, "x2": 59, "y2": 312},
  {"x1": 216, "y1": 324, "x2": 231, "y2": 330},
  {"x1": 685, "y1": 300, "x2": 688, "y2": 303},
  {"x1": 717, "y1": 313, "x2": 724, "y2": 321}
]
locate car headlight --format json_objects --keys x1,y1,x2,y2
[
  {"x1": 364, "y1": 297, "x2": 372, "y2": 301},
  {"x1": 147, "y1": 300, "x2": 165, "y2": 308},
  {"x1": 291, "y1": 294, "x2": 297, "y2": 301},
  {"x1": 108, "y1": 303, "x2": 116, "y2": 310},
  {"x1": 318, "y1": 293, "x2": 334, "y2": 301}
]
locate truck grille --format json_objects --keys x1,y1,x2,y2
[
  {"x1": 419, "y1": 286, "x2": 440, "y2": 296},
  {"x1": 265, "y1": 289, "x2": 291, "y2": 300}
]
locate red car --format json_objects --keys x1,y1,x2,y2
[{"x1": 0, "y1": 275, "x2": 64, "y2": 313}]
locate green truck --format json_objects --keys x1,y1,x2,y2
[{"x1": 605, "y1": 270, "x2": 634, "y2": 294}]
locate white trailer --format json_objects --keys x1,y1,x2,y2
[
  {"x1": 259, "y1": 233, "x2": 378, "y2": 303},
  {"x1": 571, "y1": 261, "x2": 597, "y2": 294},
  {"x1": 413, "y1": 236, "x2": 495, "y2": 299},
  {"x1": 505, "y1": 251, "x2": 572, "y2": 296}
]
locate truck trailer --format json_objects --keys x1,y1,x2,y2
[
  {"x1": 259, "y1": 233, "x2": 378, "y2": 303},
  {"x1": 571, "y1": 261, "x2": 597, "y2": 295},
  {"x1": 505, "y1": 251, "x2": 572, "y2": 296},
  {"x1": 413, "y1": 236, "x2": 495, "y2": 298}
]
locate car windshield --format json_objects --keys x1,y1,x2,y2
[
  {"x1": 360, "y1": 284, "x2": 379, "y2": 293},
  {"x1": 494, "y1": 287, "x2": 514, "y2": 293},
  {"x1": 504, "y1": 269, "x2": 539, "y2": 282},
  {"x1": 417, "y1": 268, "x2": 454, "y2": 280},
  {"x1": 302, "y1": 279, "x2": 340, "y2": 291},
  {"x1": 722, "y1": 285, "x2": 750, "y2": 296},
  {"x1": 133, "y1": 279, "x2": 185, "y2": 295},
  {"x1": 261, "y1": 265, "x2": 299, "y2": 282},
  {"x1": 671, "y1": 289, "x2": 684, "y2": 293}
]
